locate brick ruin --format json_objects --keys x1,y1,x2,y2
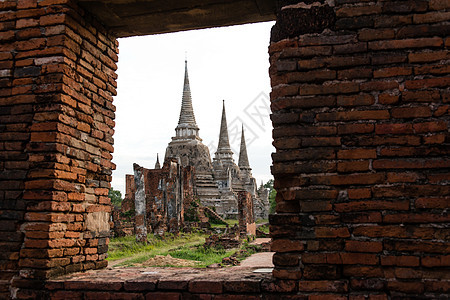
[{"x1": 0, "y1": 0, "x2": 449, "y2": 298}]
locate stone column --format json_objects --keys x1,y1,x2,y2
[{"x1": 133, "y1": 164, "x2": 147, "y2": 243}]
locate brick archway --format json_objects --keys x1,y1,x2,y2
[{"x1": 1, "y1": 0, "x2": 449, "y2": 298}]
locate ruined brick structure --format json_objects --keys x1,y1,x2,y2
[
  {"x1": 238, "y1": 191, "x2": 256, "y2": 236},
  {"x1": 165, "y1": 61, "x2": 269, "y2": 220},
  {"x1": 114, "y1": 159, "x2": 194, "y2": 239},
  {"x1": 0, "y1": 0, "x2": 449, "y2": 298}
]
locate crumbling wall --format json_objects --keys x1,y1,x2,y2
[
  {"x1": 270, "y1": 0, "x2": 450, "y2": 297},
  {"x1": 116, "y1": 159, "x2": 194, "y2": 238},
  {"x1": 238, "y1": 191, "x2": 256, "y2": 236}
]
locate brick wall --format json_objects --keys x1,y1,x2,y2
[
  {"x1": 270, "y1": 0, "x2": 450, "y2": 297},
  {"x1": 0, "y1": 0, "x2": 118, "y2": 297}
]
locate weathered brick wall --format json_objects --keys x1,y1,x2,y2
[
  {"x1": 0, "y1": 0, "x2": 118, "y2": 297},
  {"x1": 270, "y1": 0, "x2": 450, "y2": 297}
]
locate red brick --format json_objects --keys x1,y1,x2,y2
[
  {"x1": 402, "y1": 90, "x2": 441, "y2": 102},
  {"x1": 387, "y1": 172, "x2": 421, "y2": 183},
  {"x1": 343, "y1": 266, "x2": 384, "y2": 278},
  {"x1": 312, "y1": 173, "x2": 385, "y2": 186},
  {"x1": 408, "y1": 50, "x2": 450, "y2": 63},
  {"x1": 378, "y1": 93, "x2": 399, "y2": 104},
  {"x1": 388, "y1": 281, "x2": 424, "y2": 294},
  {"x1": 422, "y1": 255, "x2": 450, "y2": 267},
  {"x1": 369, "y1": 37, "x2": 442, "y2": 50},
  {"x1": 271, "y1": 239, "x2": 304, "y2": 252},
  {"x1": 391, "y1": 106, "x2": 432, "y2": 118},
  {"x1": 337, "y1": 123, "x2": 374, "y2": 134},
  {"x1": 413, "y1": 121, "x2": 447, "y2": 133},
  {"x1": 286, "y1": 70, "x2": 336, "y2": 83},
  {"x1": 381, "y1": 255, "x2": 420, "y2": 267},
  {"x1": 337, "y1": 149, "x2": 377, "y2": 159},
  {"x1": 415, "y1": 64, "x2": 450, "y2": 75},
  {"x1": 405, "y1": 77, "x2": 450, "y2": 89},
  {"x1": 298, "y1": 280, "x2": 348, "y2": 292},
  {"x1": 315, "y1": 227, "x2": 350, "y2": 238},
  {"x1": 189, "y1": 281, "x2": 222, "y2": 294},
  {"x1": 423, "y1": 133, "x2": 446, "y2": 144},
  {"x1": 337, "y1": 161, "x2": 370, "y2": 172},
  {"x1": 334, "y1": 200, "x2": 409, "y2": 212},
  {"x1": 358, "y1": 28, "x2": 395, "y2": 41},
  {"x1": 337, "y1": 68, "x2": 373, "y2": 80},
  {"x1": 374, "y1": 66, "x2": 412, "y2": 78},
  {"x1": 414, "y1": 11, "x2": 450, "y2": 23},
  {"x1": 375, "y1": 123, "x2": 413, "y2": 134},
  {"x1": 347, "y1": 188, "x2": 372, "y2": 199},
  {"x1": 425, "y1": 281, "x2": 450, "y2": 293},
  {"x1": 337, "y1": 94, "x2": 374, "y2": 106},
  {"x1": 318, "y1": 110, "x2": 389, "y2": 122},
  {"x1": 261, "y1": 279, "x2": 297, "y2": 293},
  {"x1": 382, "y1": 1, "x2": 428, "y2": 13},
  {"x1": 383, "y1": 213, "x2": 450, "y2": 223},
  {"x1": 345, "y1": 241, "x2": 383, "y2": 253},
  {"x1": 415, "y1": 197, "x2": 450, "y2": 209},
  {"x1": 145, "y1": 292, "x2": 180, "y2": 300},
  {"x1": 373, "y1": 159, "x2": 450, "y2": 169},
  {"x1": 300, "y1": 82, "x2": 360, "y2": 95},
  {"x1": 280, "y1": 45, "x2": 331, "y2": 58},
  {"x1": 360, "y1": 80, "x2": 398, "y2": 91},
  {"x1": 337, "y1": 5, "x2": 382, "y2": 17},
  {"x1": 333, "y1": 42, "x2": 367, "y2": 54}
]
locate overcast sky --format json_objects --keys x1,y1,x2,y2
[{"x1": 111, "y1": 21, "x2": 276, "y2": 196}]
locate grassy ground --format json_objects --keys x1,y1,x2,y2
[{"x1": 107, "y1": 231, "x2": 256, "y2": 268}]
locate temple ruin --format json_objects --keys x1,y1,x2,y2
[{"x1": 113, "y1": 60, "x2": 269, "y2": 237}]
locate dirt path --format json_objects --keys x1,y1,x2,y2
[{"x1": 240, "y1": 252, "x2": 274, "y2": 268}]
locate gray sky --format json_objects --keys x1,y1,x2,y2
[{"x1": 111, "y1": 21, "x2": 275, "y2": 196}]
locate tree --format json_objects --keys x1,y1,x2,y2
[
  {"x1": 109, "y1": 187, "x2": 123, "y2": 208},
  {"x1": 264, "y1": 179, "x2": 276, "y2": 214}
]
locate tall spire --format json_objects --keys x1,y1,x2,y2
[
  {"x1": 173, "y1": 59, "x2": 200, "y2": 141},
  {"x1": 154, "y1": 153, "x2": 161, "y2": 169},
  {"x1": 238, "y1": 124, "x2": 250, "y2": 169},
  {"x1": 215, "y1": 100, "x2": 233, "y2": 160}
]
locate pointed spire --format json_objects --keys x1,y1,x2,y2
[
  {"x1": 215, "y1": 100, "x2": 233, "y2": 159},
  {"x1": 173, "y1": 59, "x2": 200, "y2": 141},
  {"x1": 238, "y1": 124, "x2": 251, "y2": 169},
  {"x1": 154, "y1": 153, "x2": 161, "y2": 169},
  {"x1": 177, "y1": 60, "x2": 198, "y2": 127}
]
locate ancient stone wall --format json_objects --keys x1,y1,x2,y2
[
  {"x1": 0, "y1": 0, "x2": 118, "y2": 297},
  {"x1": 270, "y1": 0, "x2": 450, "y2": 297}
]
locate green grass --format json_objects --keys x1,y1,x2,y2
[
  {"x1": 210, "y1": 218, "x2": 239, "y2": 229},
  {"x1": 108, "y1": 232, "x2": 208, "y2": 267},
  {"x1": 169, "y1": 245, "x2": 236, "y2": 267},
  {"x1": 107, "y1": 231, "x2": 260, "y2": 268}
]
